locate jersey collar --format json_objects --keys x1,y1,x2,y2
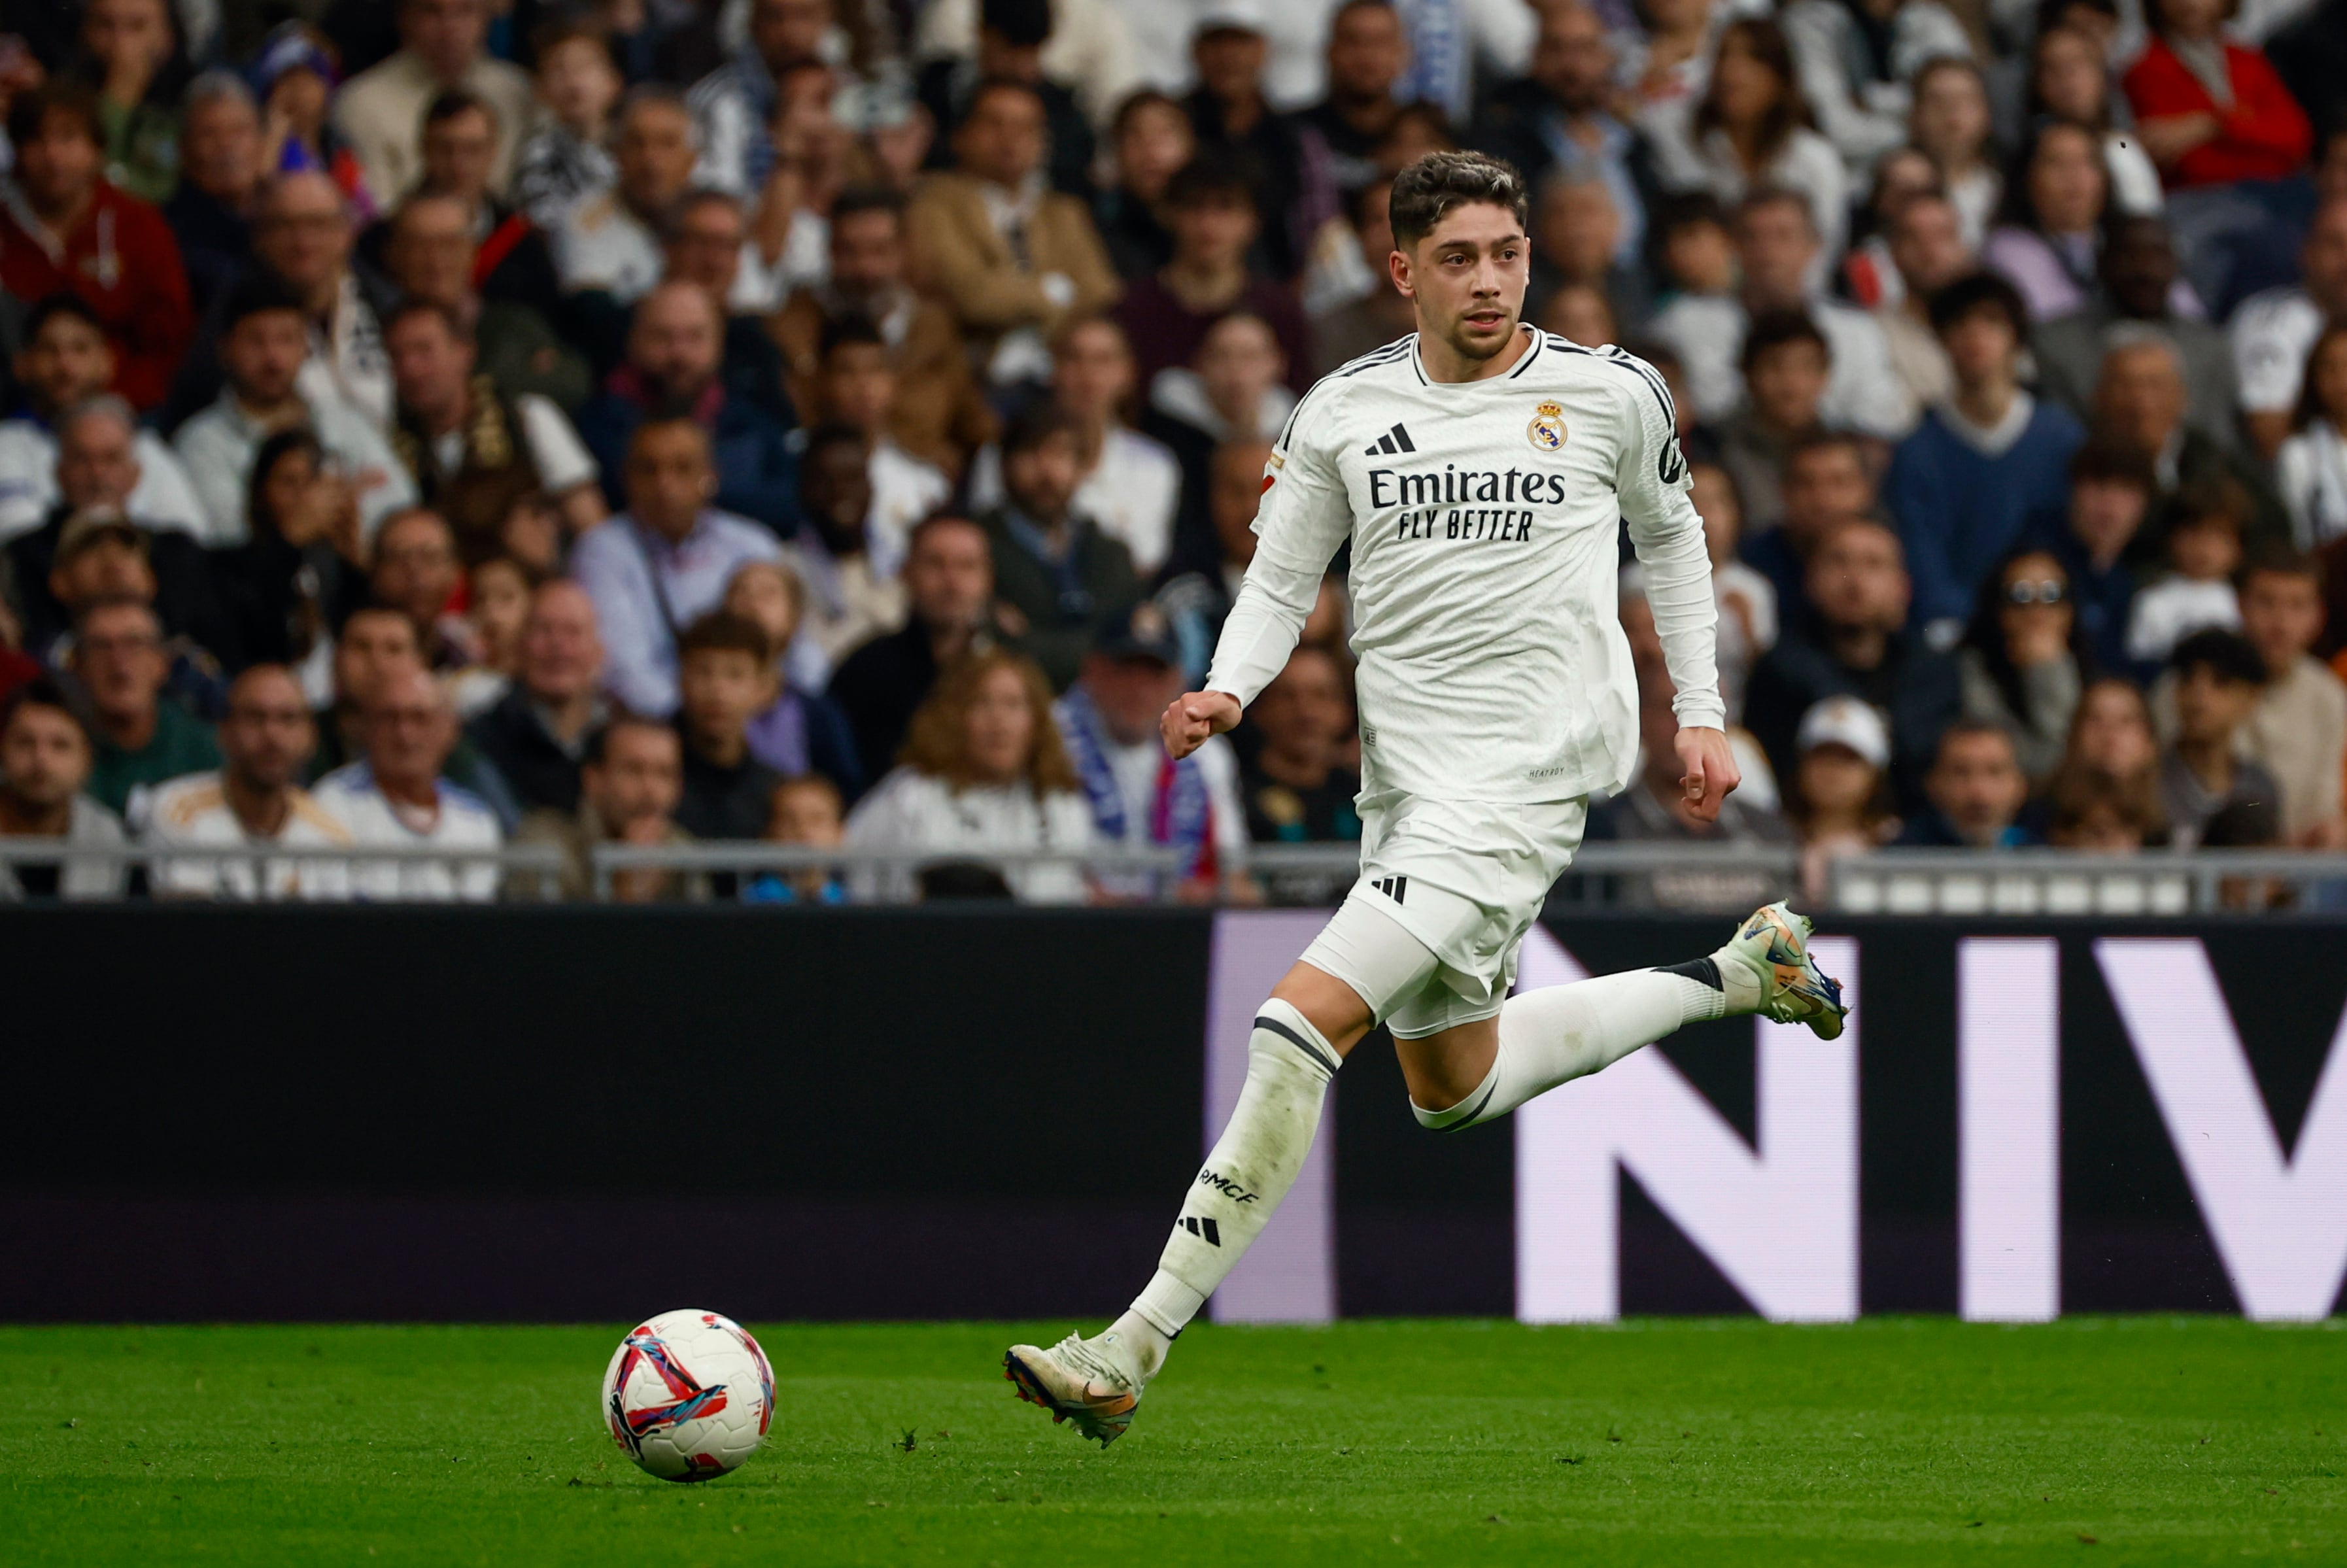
[{"x1": 1409, "y1": 322, "x2": 1545, "y2": 386}]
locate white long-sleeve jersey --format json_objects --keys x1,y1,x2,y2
[{"x1": 1207, "y1": 328, "x2": 1722, "y2": 804}]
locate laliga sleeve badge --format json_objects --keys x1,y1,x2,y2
[{"x1": 1527, "y1": 400, "x2": 1568, "y2": 454}]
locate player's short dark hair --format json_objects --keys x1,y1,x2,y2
[
  {"x1": 221, "y1": 273, "x2": 309, "y2": 332},
  {"x1": 1739, "y1": 309, "x2": 1830, "y2": 374},
  {"x1": 24, "y1": 293, "x2": 106, "y2": 342},
  {"x1": 1388, "y1": 150, "x2": 1530, "y2": 249},
  {"x1": 818, "y1": 311, "x2": 887, "y2": 359},
  {"x1": 1927, "y1": 271, "x2": 2030, "y2": 341},
  {"x1": 2070, "y1": 439, "x2": 2156, "y2": 493},
  {"x1": 422, "y1": 87, "x2": 496, "y2": 133},
  {"x1": 980, "y1": 0, "x2": 1054, "y2": 48},
  {"x1": 1163, "y1": 160, "x2": 1258, "y2": 212},
  {"x1": 1001, "y1": 400, "x2": 1082, "y2": 458},
  {"x1": 677, "y1": 609, "x2": 774, "y2": 664},
  {"x1": 2170, "y1": 628, "x2": 2267, "y2": 687},
  {"x1": 7, "y1": 81, "x2": 103, "y2": 151}
]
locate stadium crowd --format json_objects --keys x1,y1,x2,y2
[{"x1": 1, "y1": 0, "x2": 2344, "y2": 906}]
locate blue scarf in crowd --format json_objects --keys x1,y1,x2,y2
[{"x1": 1057, "y1": 687, "x2": 1215, "y2": 883}]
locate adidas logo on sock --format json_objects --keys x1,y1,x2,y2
[
  {"x1": 1363, "y1": 422, "x2": 1416, "y2": 456},
  {"x1": 1371, "y1": 874, "x2": 1409, "y2": 906},
  {"x1": 1178, "y1": 1215, "x2": 1222, "y2": 1246}
]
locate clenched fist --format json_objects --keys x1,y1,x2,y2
[{"x1": 1161, "y1": 690, "x2": 1242, "y2": 759}]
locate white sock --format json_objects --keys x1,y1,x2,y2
[
  {"x1": 1412, "y1": 967, "x2": 1720, "y2": 1132},
  {"x1": 1116, "y1": 998, "x2": 1339, "y2": 1369}
]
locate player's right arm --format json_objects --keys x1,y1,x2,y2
[{"x1": 1164, "y1": 389, "x2": 1355, "y2": 761}]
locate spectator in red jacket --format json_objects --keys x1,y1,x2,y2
[
  {"x1": 0, "y1": 82, "x2": 194, "y2": 413},
  {"x1": 2122, "y1": 0, "x2": 2316, "y2": 313}
]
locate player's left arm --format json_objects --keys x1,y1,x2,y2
[{"x1": 1612, "y1": 365, "x2": 1738, "y2": 823}]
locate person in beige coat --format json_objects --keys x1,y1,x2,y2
[{"x1": 905, "y1": 79, "x2": 1120, "y2": 391}]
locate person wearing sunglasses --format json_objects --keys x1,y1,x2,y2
[{"x1": 1956, "y1": 545, "x2": 2091, "y2": 783}]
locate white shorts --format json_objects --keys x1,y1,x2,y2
[{"x1": 1299, "y1": 791, "x2": 1588, "y2": 1039}]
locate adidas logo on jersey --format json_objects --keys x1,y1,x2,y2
[
  {"x1": 1363, "y1": 422, "x2": 1416, "y2": 456},
  {"x1": 1371, "y1": 874, "x2": 1409, "y2": 906}
]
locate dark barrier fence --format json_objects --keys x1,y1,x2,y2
[{"x1": 6, "y1": 908, "x2": 2343, "y2": 1321}]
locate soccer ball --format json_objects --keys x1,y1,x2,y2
[{"x1": 600, "y1": 1308, "x2": 774, "y2": 1481}]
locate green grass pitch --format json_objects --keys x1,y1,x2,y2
[{"x1": 7, "y1": 1318, "x2": 2342, "y2": 1565}]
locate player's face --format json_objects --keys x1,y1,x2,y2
[{"x1": 1395, "y1": 202, "x2": 1529, "y2": 365}]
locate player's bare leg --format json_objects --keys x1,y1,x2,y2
[{"x1": 1002, "y1": 900, "x2": 1845, "y2": 1444}]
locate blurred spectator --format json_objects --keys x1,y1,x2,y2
[
  {"x1": 1309, "y1": 178, "x2": 1414, "y2": 375},
  {"x1": 313, "y1": 662, "x2": 504, "y2": 900},
  {"x1": 1116, "y1": 162, "x2": 1311, "y2": 397},
  {"x1": 906, "y1": 78, "x2": 1120, "y2": 392},
  {"x1": 742, "y1": 772, "x2": 848, "y2": 905},
  {"x1": 574, "y1": 281, "x2": 799, "y2": 529},
  {"x1": 215, "y1": 428, "x2": 366, "y2": 688},
  {"x1": 449, "y1": 554, "x2": 532, "y2": 717},
  {"x1": 1716, "y1": 310, "x2": 1830, "y2": 538},
  {"x1": 1180, "y1": 7, "x2": 1326, "y2": 284},
  {"x1": 2128, "y1": 480, "x2": 2246, "y2": 664},
  {"x1": 1693, "y1": 461, "x2": 1776, "y2": 724},
  {"x1": 394, "y1": 90, "x2": 565, "y2": 313},
  {"x1": 659, "y1": 188, "x2": 797, "y2": 407},
  {"x1": 249, "y1": 24, "x2": 369, "y2": 214},
  {"x1": 670, "y1": 609, "x2": 785, "y2": 841},
  {"x1": 10, "y1": 469, "x2": 227, "y2": 681},
  {"x1": 829, "y1": 513, "x2": 1002, "y2": 783},
  {"x1": 2234, "y1": 199, "x2": 2347, "y2": 462},
  {"x1": 143, "y1": 664, "x2": 354, "y2": 900},
  {"x1": 1889, "y1": 272, "x2": 2085, "y2": 630},
  {"x1": 1095, "y1": 90, "x2": 1195, "y2": 282},
  {"x1": 914, "y1": 0, "x2": 1141, "y2": 128},
  {"x1": 713, "y1": 59, "x2": 849, "y2": 316},
  {"x1": 2158, "y1": 628, "x2": 2284, "y2": 848},
  {"x1": 380, "y1": 195, "x2": 591, "y2": 411},
  {"x1": 245, "y1": 169, "x2": 394, "y2": 430},
  {"x1": 2043, "y1": 439, "x2": 2157, "y2": 677},
  {"x1": 1240, "y1": 643, "x2": 1360, "y2": 849},
  {"x1": 1984, "y1": 120, "x2": 2126, "y2": 324},
  {"x1": 691, "y1": 0, "x2": 853, "y2": 196},
  {"x1": 1528, "y1": 174, "x2": 1649, "y2": 338},
  {"x1": 174, "y1": 276, "x2": 417, "y2": 549},
  {"x1": 1779, "y1": 0, "x2": 1970, "y2": 177},
  {"x1": 1957, "y1": 546, "x2": 2089, "y2": 783},
  {"x1": 0, "y1": 82, "x2": 194, "y2": 412},
  {"x1": 970, "y1": 315, "x2": 1183, "y2": 577},
  {"x1": 2021, "y1": 22, "x2": 2165, "y2": 219},
  {"x1": 73, "y1": 0, "x2": 186, "y2": 205},
  {"x1": 805, "y1": 314, "x2": 950, "y2": 575},
  {"x1": 1840, "y1": 147, "x2": 1936, "y2": 311},
  {"x1": 1666, "y1": 18, "x2": 1850, "y2": 263},
  {"x1": 1747, "y1": 517, "x2": 1962, "y2": 810},
  {"x1": 980, "y1": 402, "x2": 1142, "y2": 690},
  {"x1": 1650, "y1": 188, "x2": 1911, "y2": 436},
  {"x1": 0, "y1": 305, "x2": 207, "y2": 540},
  {"x1": 1908, "y1": 57, "x2": 1997, "y2": 246},
  {"x1": 2121, "y1": 0, "x2": 2312, "y2": 315},
  {"x1": 2276, "y1": 321, "x2": 2347, "y2": 551},
  {"x1": 2090, "y1": 331, "x2": 2287, "y2": 565},
  {"x1": 512, "y1": 21, "x2": 623, "y2": 229},
  {"x1": 163, "y1": 73, "x2": 267, "y2": 312},
  {"x1": 771, "y1": 185, "x2": 994, "y2": 473},
  {"x1": 0, "y1": 677, "x2": 128, "y2": 900},
  {"x1": 1159, "y1": 437, "x2": 1275, "y2": 683},
  {"x1": 466, "y1": 578, "x2": 608, "y2": 815},
  {"x1": 1739, "y1": 430, "x2": 1876, "y2": 617},
  {"x1": 1617, "y1": 0, "x2": 1719, "y2": 170},
  {"x1": 1295, "y1": 0, "x2": 1409, "y2": 197},
  {"x1": 1539, "y1": 281, "x2": 1618, "y2": 349},
  {"x1": 2034, "y1": 218, "x2": 2233, "y2": 443},
  {"x1": 917, "y1": 0, "x2": 1097, "y2": 199},
  {"x1": 1472, "y1": 4, "x2": 1648, "y2": 269},
  {"x1": 1055, "y1": 602, "x2": 1250, "y2": 901},
  {"x1": 572, "y1": 417, "x2": 785, "y2": 717},
  {"x1": 302, "y1": 602, "x2": 517, "y2": 821},
  {"x1": 513, "y1": 714, "x2": 706, "y2": 902},
  {"x1": 1148, "y1": 313, "x2": 1296, "y2": 577},
  {"x1": 383, "y1": 301, "x2": 604, "y2": 563},
  {"x1": 1787, "y1": 694, "x2": 1898, "y2": 904},
  {"x1": 2233, "y1": 553, "x2": 2347, "y2": 845},
  {"x1": 368, "y1": 507, "x2": 473, "y2": 672},
  {"x1": 2044, "y1": 757, "x2": 2168, "y2": 850},
  {"x1": 333, "y1": 0, "x2": 533, "y2": 203},
  {"x1": 1587, "y1": 644, "x2": 1794, "y2": 910},
  {"x1": 721, "y1": 558, "x2": 863, "y2": 797},
  {"x1": 1872, "y1": 188, "x2": 1968, "y2": 409},
  {"x1": 70, "y1": 594, "x2": 219, "y2": 817},
  {"x1": 1896, "y1": 719, "x2": 2034, "y2": 847},
  {"x1": 552, "y1": 87, "x2": 701, "y2": 306},
  {"x1": 781, "y1": 422, "x2": 901, "y2": 666},
  {"x1": 843, "y1": 646, "x2": 1096, "y2": 903}
]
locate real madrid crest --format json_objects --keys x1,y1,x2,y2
[{"x1": 1526, "y1": 400, "x2": 1568, "y2": 454}]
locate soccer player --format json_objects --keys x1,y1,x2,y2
[{"x1": 1003, "y1": 152, "x2": 1849, "y2": 1444}]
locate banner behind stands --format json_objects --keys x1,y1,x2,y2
[{"x1": 5, "y1": 907, "x2": 2341, "y2": 1321}]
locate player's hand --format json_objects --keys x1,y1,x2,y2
[
  {"x1": 1161, "y1": 690, "x2": 1241, "y2": 760},
  {"x1": 1674, "y1": 725, "x2": 1740, "y2": 825}
]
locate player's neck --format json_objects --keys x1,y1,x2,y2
[{"x1": 1414, "y1": 320, "x2": 1532, "y2": 384}]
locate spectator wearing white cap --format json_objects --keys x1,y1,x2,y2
[{"x1": 1786, "y1": 694, "x2": 1897, "y2": 904}]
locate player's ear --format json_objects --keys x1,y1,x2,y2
[{"x1": 1388, "y1": 245, "x2": 1413, "y2": 299}]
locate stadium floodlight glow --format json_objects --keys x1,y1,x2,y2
[
  {"x1": 2097, "y1": 938, "x2": 2347, "y2": 1321},
  {"x1": 1959, "y1": 937, "x2": 2061, "y2": 1321},
  {"x1": 1514, "y1": 929, "x2": 1860, "y2": 1323}
]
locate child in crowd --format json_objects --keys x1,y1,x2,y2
[
  {"x1": 1719, "y1": 312, "x2": 1830, "y2": 536},
  {"x1": 1787, "y1": 696, "x2": 1899, "y2": 904},
  {"x1": 721, "y1": 560, "x2": 865, "y2": 802},
  {"x1": 451, "y1": 556, "x2": 536, "y2": 718},
  {"x1": 673, "y1": 611, "x2": 785, "y2": 845},
  {"x1": 2045, "y1": 760, "x2": 2166, "y2": 850},
  {"x1": 743, "y1": 774, "x2": 849, "y2": 906},
  {"x1": 2160, "y1": 630, "x2": 2284, "y2": 849},
  {"x1": 2127, "y1": 483, "x2": 2246, "y2": 664},
  {"x1": 1651, "y1": 193, "x2": 1736, "y2": 305},
  {"x1": 1690, "y1": 462, "x2": 1776, "y2": 724},
  {"x1": 513, "y1": 22, "x2": 623, "y2": 228}
]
